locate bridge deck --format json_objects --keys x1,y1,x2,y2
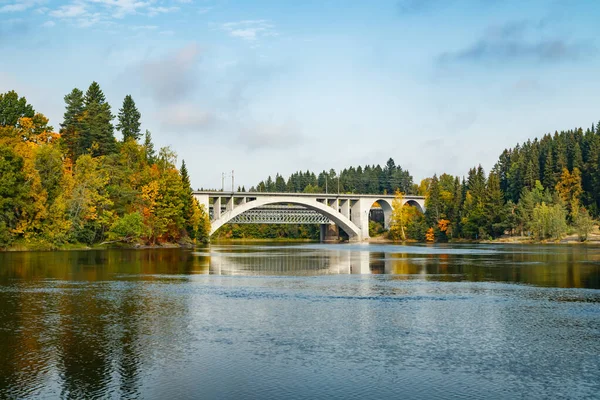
[{"x1": 193, "y1": 190, "x2": 424, "y2": 200}]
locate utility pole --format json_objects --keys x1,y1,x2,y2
[
  {"x1": 231, "y1": 170, "x2": 235, "y2": 193},
  {"x1": 221, "y1": 172, "x2": 225, "y2": 192},
  {"x1": 338, "y1": 174, "x2": 340, "y2": 195},
  {"x1": 325, "y1": 174, "x2": 328, "y2": 194}
]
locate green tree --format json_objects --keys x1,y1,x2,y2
[
  {"x1": 108, "y1": 212, "x2": 147, "y2": 243},
  {"x1": 116, "y1": 95, "x2": 142, "y2": 142},
  {"x1": 34, "y1": 145, "x2": 64, "y2": 205},
  {"x1": 484, "y1": 171, "x2": 506, "y2": 238},
  {"x1": 180, "y1": 159, "x2": 195, "y2": 238},
  {"x1": 59, "y1": 88, "x2": 85, "y2": 160},
  {"x1": 0, "y1": 146, "x2": 29, "y2": 246},
  {"x1": 573, "y1": 208, "x2": 595, "y2": 242},
  {"x1": 80, "y1": 82, "x2": 116, "y2": 156},
  {"x1": 143, "y1": 130, "x2": 156, "y2": 164},
  {"x1": 0, "y1": 90, "x2": 34, "y2": 127},
  {"x1": 531, "y1": 202, "x2": 567, "y2": 240}
]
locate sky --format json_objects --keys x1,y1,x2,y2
[{"x1": 2, "y1": 0, "x2": 600, "y2": 190}]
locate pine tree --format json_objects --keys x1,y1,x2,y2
[
  {"x1": 143, "y1": 130, "x2": 156, "y2": 164},
  {"x1": 80, "y1": 82, "x2": 116, "y2": 157},
  {"x1": 59, "y1": 88, "x2": 84, "y2": 160},
  {"x1": 180, "y1": 160, "x2": 195, "y2": 238},
  {"x1": 484, "y1": 172, "x2": 506, "y2": 238},
  {"x1": 542, "y1": 149, "x2": 555, "y2": 189},
  {"x1": 425, "y1": 174, "x2": 441, "y2": 226},
  {"x1": 116, "y1": 95, "x2": 142, "y2": 142}
]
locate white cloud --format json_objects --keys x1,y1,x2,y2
[
  {"x1": 89, "y1": 0, "x2": 150, "y2": 19},
  {"x1": 147, "y1": 6, "x2": 178, "y2": 16},
  {"x1": 0, "y1": 0, "x2": 44, "y2": 13},
  {"x1": 131, "y1": 24, "x2": 157, "y2": 30},
  {"x1": 159, "y1": 30, "x2": 174, "y2": 36},
  {"x1": 50, "y1": 3, "x2": 86, "y2": 18},
  {"x1": 221, "y1": 19, "x2": 277, "y2": 42},
  {"x1": 41, "y1": 20, "x2": 55, "y2": 27}
]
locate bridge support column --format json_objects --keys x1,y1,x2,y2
[
  {"x1": 320, "y1": 224, "x2": 339, "y2": 243},
  {"x1": 226, "y1": 196, "x2": 234, "y2": 212},
  {"x1": 340, "y1": 199, "x2": 350, "y2": 219},
  {"x1": 213, "y1": 197, "x2": 221, "y2": 220},
  {"x1": 351, "y1": 199, "x2": 371, "y2": 240}
]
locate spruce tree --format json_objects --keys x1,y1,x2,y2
[
  {"x1": 116, "y1": 95, "x2": 141, "y2": 142},
  {"x1": 180, "y1": 160, "x2": 195, "y2": 238},
  {"x1": 143, "y1": 130, "x2": 156, "y2": 164},
  {"x1": 80, "y1": 82, "x2": 116, "y2": 156},
  {"x1": 59, "y1": 88, "x2": 84, "y2": 160},
  {"x1": 542, "y1": 150, "x2": 555, "y2": 189},
  {"x1": 484, "y1": 172, "x2": 506, "y2": 238}
]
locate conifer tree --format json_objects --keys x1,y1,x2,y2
[
  {"x1": 143, "y1": 130, "x2": 156, "y2": 164},
  {"x1": 59, "y1": 88, "x2": 84, "y2": 160},
  {"x1": 116, "y1": 95, "x2": 141, "y2": 142},
  {"x1": 80, "y1": 82, "x2": 116, "y2": 157},
  {"x1": 180, "y1": 160, "x2": 195, "y2": 238}
]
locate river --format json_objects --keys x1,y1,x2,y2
[{"x1": 0, "y1": 243, "x2": 599, "y2": 399}]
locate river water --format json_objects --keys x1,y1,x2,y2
[{"x1": 0, "y1": 243, "x2": 599, "y2": 399}]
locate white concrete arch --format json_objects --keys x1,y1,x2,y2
[
  {"x1": 210, "y1": 197, "x2": 363, "y2": 240},
  {"x1": 369, "y1": 198, "x2": 394, "y2": 229},
  {"x1": 404, "y1": 199, "x2": 425, "y2": 213}
]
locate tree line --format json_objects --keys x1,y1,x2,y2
[
  {"x1": 0, "y1": 85, "x2": 210, "y2": 250},
  {"x1": 249, "y1": 158, "x2": 415, "y2": 195},
  {"x1": 389, "y1": 126, "x2": 599, "y2": 242}
]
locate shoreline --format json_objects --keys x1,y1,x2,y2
[{"x1": 3, "y1": 234, "x2": 600, "y2": 252}]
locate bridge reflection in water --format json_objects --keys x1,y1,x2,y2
[{"x1": 204, "y1": 247, "x2": 428, "y2": 276}]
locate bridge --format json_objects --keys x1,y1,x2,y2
[{"x1": 193, "y1": 191, "x2": 426, "y2": 242}]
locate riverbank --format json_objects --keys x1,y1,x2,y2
[
  {"x1": 0, "y1": 240, "x2": 196, "y2": 252},
  {"x1": 367, "y1": 231, "x2": 600, "y2": 245}
]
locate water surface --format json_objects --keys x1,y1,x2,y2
[{"x1": 1, "y1": 243, "x2": 599, "y2": 399}]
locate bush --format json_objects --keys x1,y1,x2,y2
[{"x1": 108, "y1": 212, "x2": 147, "y2": 243}]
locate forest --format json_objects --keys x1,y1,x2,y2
[
  {"x1": 0, "y1": 84, "x2": 210, "y2": 250},
  {"x1": 236, "y1": 125, "x2": 599, "y2": 242}
]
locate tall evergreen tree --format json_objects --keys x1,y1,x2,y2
[
  {"x1": 116, "y1": 95, "x2": 142, "y2": 142},
  {"x1": 143, "y1": 130, "x2": 156, "y2": 164},
  {"x1": 59, "y1": 88, "x2": 85, "y2": 160},
  {"x1": 80, "y1": 82, "x2": 116, "y2": 156},
  {"x1": 180, "y1": 160, "x2": 195, "y2": 238}
]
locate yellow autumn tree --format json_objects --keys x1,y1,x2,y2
[
  {"x1": 389, "y1": 190, "x2": 409, "y2": 240},
  {"x1": 555, "y1": 167, "x2": 583, "y2": 220}
]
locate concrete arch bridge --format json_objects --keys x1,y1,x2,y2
[{"x1": 193, "y1": 191, "x2": 425, "y2": 242}]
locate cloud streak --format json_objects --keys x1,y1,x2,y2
[
  {"x1": 438, "y1": 20, "x2": 593, "y2": 65},
  {"x1": 133, "y1": 43, "x2": 202, "y2": 104},
  {"x1": 221, "y1": 19, "x2": 276, "y2": 42}
]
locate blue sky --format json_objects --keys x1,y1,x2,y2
[{"x1": 2, "y1": 0, "x2": 600, "y2": 189}]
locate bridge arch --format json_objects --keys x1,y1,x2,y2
[
  {"x1": 404, "y1": 199, "x2": 424, "y2": 213},
  {"x1": 369, "y1": 198, "x2": 393, "y2": 229},
  {"x1": 210, "y1": 196, "x2": 363, "y2": 240}
]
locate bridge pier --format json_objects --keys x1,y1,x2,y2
[{"x1": 320, "y1": 224, "x2": 340, "y2": 243}]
